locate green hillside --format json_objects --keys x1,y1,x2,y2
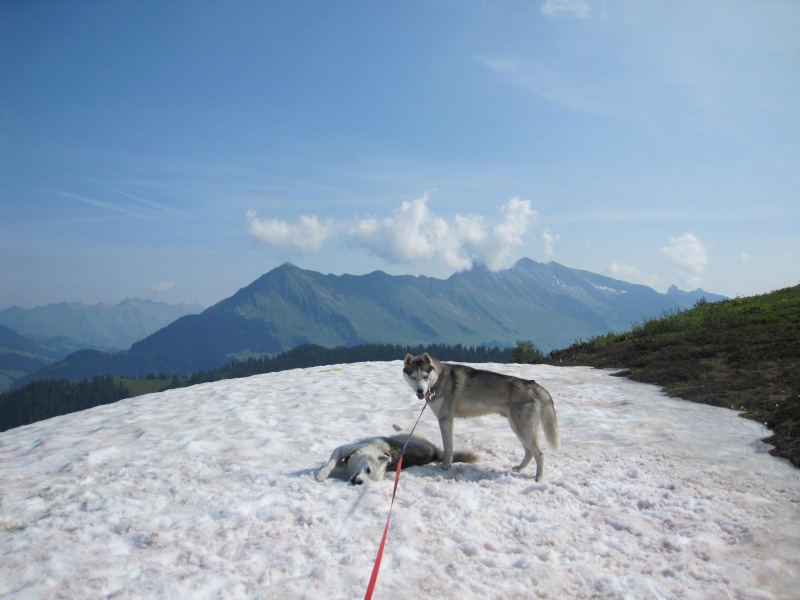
[{"x1": 543, "y1": 285, "x2": 800, "y2": 467}]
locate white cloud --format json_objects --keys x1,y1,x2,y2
[
  {"x1": 608, "y1": 260, "x2": 641, "y2": 280},
  {"x1": 661, "y1": 233, "x2": 708, "y2": 289},
  {"x1": 541, "y1": 0, "x2": 592, "y2": 19},
  {"x1": 349, "y1": 194, "x2": 469, "y2": 270},
  {"x1": 644, "y1": 274, "x2": 661, "y2": 289},
  {"x1": 246, "y1": 210, "x2": 334, "y2": 253},
  {"x1": 467, "y1": 197, "x2": 537, "y2": 270},
  {"x1": 151, "y1": 280, "x2": 174, "y2": 292},
  {"x1": 542, "y1": 230, "x2": 560, "y2": 260},
  {"x1": 472, "y1": 56, "x2": 522, "y2": 75},
  {"x1": 349, "y1": 195, "x2": 537, "y2": 272}
]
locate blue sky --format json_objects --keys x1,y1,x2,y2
[{"x1": 2, "y1": 0, "x2": 798, "y2": 309}]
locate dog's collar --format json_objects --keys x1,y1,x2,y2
[
  {"x1": 387, "y1": 447, "x2": 402, "y2": 469},
  {"x1": 425, "y1": 383, "x2": 437, "y2": 402}
]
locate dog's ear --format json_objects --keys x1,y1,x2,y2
[
  {"x1": 404, "y1": 353, "x2": 414, "y2": 365},
  {"x1": 422, "y1": 352, "x2": 431, "y2": 364}
]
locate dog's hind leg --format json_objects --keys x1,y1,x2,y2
[{"x1": 508, "y1": 407, "x2": 546, "y2": 481}]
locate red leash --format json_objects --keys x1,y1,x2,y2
[
  {"x1": 363, "y1": 454, "x2": 403, "y2": 600},
  {"x1": 363, "y1": 399, "x2": 429, "y2": 600}
]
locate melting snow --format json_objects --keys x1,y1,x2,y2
[
  {"x1": 1, "y1": 362, "x2": 798, "y2": 599},
  {"x1": 591, "y1": 284, "x2": 624, "y2": 294}
]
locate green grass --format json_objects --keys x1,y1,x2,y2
[
  {"x1": 115, "y1": 378, "x2": 176, "y2": 397},
  {"x1": 544, "y1": 285, "x2": 800, "y2": 467}
]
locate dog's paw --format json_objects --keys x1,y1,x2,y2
[
  {"x1": 440, "y1": 463, "x2": 451, "y2": 471},
  {"x1": 315, "y1": 469, "x2": 331, "y2": 482}
]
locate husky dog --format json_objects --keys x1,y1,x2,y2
[
  {"x1": 316, "y1": 430, "x2": 479, "y2": 485},
  {"x1": 403, "y1": 353, "x2": 560, "y2": 481}
]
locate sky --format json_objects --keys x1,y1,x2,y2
[
  {"x1": 1, "y1": 0, "x2": 799, "y2": 309},
  {"x1": 2, "y1": 362, "x2": 798, "y2": 598}
]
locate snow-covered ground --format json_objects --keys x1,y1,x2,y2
[{"x1": 1, "y1": 362, "x2": 798, "y2": 599}]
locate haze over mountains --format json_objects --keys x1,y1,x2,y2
[
  {"x1": 0, "y1": 299, "x2": 203, "y2": 391},
  {"x1": 6, "y1": 259, "x2": 724, "y2": 388},
  {"x1": 0, "y1": 298, "x2": 204, "y2": 350}
]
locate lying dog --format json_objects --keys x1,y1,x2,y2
[
  {"x1": 316, "y1": 430, "x2": 479, "y2": 485},
  {"x1": 403, "y1": 352, "x2": 560, "y2": 481}
]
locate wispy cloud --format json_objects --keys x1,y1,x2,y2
[
  {"x1": 246, "y1": 211, "x2": 334, "y2": 253},
  {"x1": 472, "y1": 56, "x2": 523, "y2": 75},
  {"x1": 608, "y1": 260, "x2": 640, "y2": 280},
  {"x1": 541, "y1": 0, "x2": 592, "y2": 19},
  {"x1": 49, "y1": 189, "x2": 145, "y2": 219},
  {"x1": 47, "y1": 187, "x2": 186, "y2": 224},
  {"x1": 607, "y1": 260, "x2": 661, "y2": 289},
  {"x1": 542, "y1": 230, "x2": 560, "y2": 260},
  {"x1": 151, "y1": 280, "x2": 174, "y2": 293},
  {"x1": 473, "y1": 55, "x2": 599, "y2": 115},
  {"x1": 105, "y1": 187, "x2": 185, "y2": 218},
  {"x1": 661, "y1": 233, "x2": 708, "y2": 289}
]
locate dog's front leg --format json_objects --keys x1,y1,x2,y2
[
  {"x1": 438, "y1": 417, "x2": 454, "y2": 470},
  {"x1": 316, "y1": 457, "x2": 338, "y2": 482},
  {"x1": 316, "y1": 443, "x2": 362, "y2": 482},
  {"x1": 316, "y1": 447, "x2": 347, "y2": 481}
]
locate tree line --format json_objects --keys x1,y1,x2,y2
[
  {"x1": 0, "y1": 376, "x2": 129, "y2": 432},
  {"x1": 169, "y1": 343, "x2": 514, "y2": 389},
  {"x1": 1, "y1": 342, "x2": 521, "y2": 431}
]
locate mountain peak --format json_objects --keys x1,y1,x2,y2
[
  {"x1": 666, "y1": 284, "x2": 723, "y2": 300},
  {"x1": 275, "y1": 262, "x2": 300, "y2": 272}
]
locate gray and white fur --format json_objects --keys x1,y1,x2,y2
[
  {"x1": 316, "y1": 429, "x2": 479, "y2": 485},
  {"x1": 403, "y1": 352, "x2": 560, "y2": 481}
]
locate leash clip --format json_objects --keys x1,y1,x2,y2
[{"x1": 425, "y1": 384, "x2": 436, "y2": 402}]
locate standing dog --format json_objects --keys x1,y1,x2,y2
[
  {"x1": 316, "y1": 431, "x2": 479, "y2": 485},
  {"x1": 403, "y1": 353, "x2": 560, "y2": 481}
]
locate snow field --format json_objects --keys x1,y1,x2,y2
[{"x1": 1, "y1": 362, "x2": 798, "y2": 599}]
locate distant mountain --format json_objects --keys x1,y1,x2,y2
[
  {"x1": 14, "y1": 260, "x2": 725, "y2": 386},
  {"x1": 0, "y1": 324, "x2": 58, "y2": 358},
  {"x1": 0, "y1": 298, "x2": 204, "y2": 350},
  {"x1": 0, "y1": 325, "x2": 59, "y2": 392}
]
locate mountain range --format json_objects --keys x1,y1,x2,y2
[
  {"x1": 0, "y1": 298, "x2": 204, "y2": 350},
  {"x1": 10, "y1": 259, "x2": 724, "y2": 388},
  {"x1": 0, "y1": 298, "x2": 203, "y2": 350},
  {"x1": 0, "y1": 299, "x2": 203, "y2": 391}
]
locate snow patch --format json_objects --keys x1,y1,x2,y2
[{"x1": 1, "y1": 363, "x2": 798, "y2": 599}]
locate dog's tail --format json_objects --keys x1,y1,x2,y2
[
  {"x1": 542, "y1": 391, "x2": 561, "y2": 451},
  {"x1": 452, "y1": 449, "x2": 480, "y2": 464}
]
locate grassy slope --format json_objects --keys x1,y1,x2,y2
[
  {"x1": 116, "y1": 378, "x2": 172, "y2": 397},
  {"x1": 544, "y1": 285, "x2": 800, "y2": 467}
]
